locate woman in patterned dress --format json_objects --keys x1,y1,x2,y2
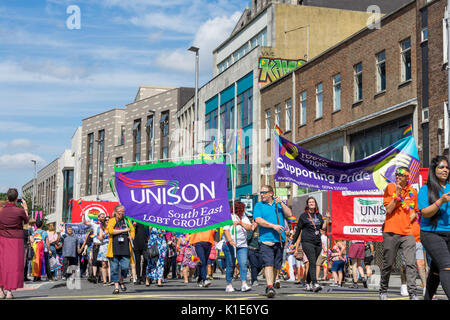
[
  {"x1": 177, "y1": 234, "x2": 197, "y2": 284},
  {"x1": 145, "y1": 227, "x2": 167, "y2": 287},
  {"x1": 97, "y1": 217, "x2": 110, "y2": 285}
]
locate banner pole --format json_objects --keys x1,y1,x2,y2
[{"x1": 272, "y1": 129, "x2": 284, "y2": 246}]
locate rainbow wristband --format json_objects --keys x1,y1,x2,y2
[{"x1": 434, "y1": 201, "x2": 440, "y2": 209}]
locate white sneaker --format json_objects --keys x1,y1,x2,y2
[
  {"x1": 275, "y1": 280, "x2": 281, "y2": 289},
  {"x1": 204, "y1": 280, "x2": 212, "y2": 287},
  {"x1": 241, "y1": 283, "x2": 251, "y2": 292},
  {"x1": 225, "y1": 285, "x2": 235, "y2": 293},
  {"x1": 400, "y1": 284, "x2": 408, "y2": 297},
  {"x1": 252, "y1": 281, "x2": 259, "y2": 287}
]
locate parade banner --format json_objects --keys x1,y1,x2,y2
[
  {"x1": 274, "y1": 133, "x2": 420, "y2": 191},
  {"x1": 63, "y1": 223, "x2": 93, "y2": 243},
  {"x1": 331, "y1": 168, "x2": 429, "y2": 241},
  {"x1": 114, "y1": 158, "x2": 233, "y2": 233},
  {"x1": 70, "y1": 200, "x2": 118, "y2": 223}
]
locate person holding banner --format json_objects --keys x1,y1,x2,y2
[
  {"x1": 379, "y1": 166, "x2": 419, "y2": 300},
  {"x1": 254, "y1": 185, "x2": 293, "y2": 298},
  {"x1": 222, "y1": 201, "x2": 252, "y2": 293},
  {"x1": 418, "y1": 155, "x2": 450, "y2": 300},
  {"x1": 190, "y1": 229, "x2": 216, "y2": 288},
  {"x1": 293, "y1": 196, "x2": 330, "y2": 293},
  {"x1": 106, "y1": 205, "x2": 135, "y2": 295},
  {"x1": 176, "y1": 234, "x2": 197, "y2": 284}
]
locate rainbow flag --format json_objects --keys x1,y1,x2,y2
[
  {"x1": 274, "y1": 124, "x2": 283, "y2": 136},
  {"x1": 403, "y1": 125, "x2": 412, "y2": 137},
  {"x1": 287, "y1": 216, "x2": 297, "y2": 224},
  {"x1": 237, "y1": 128, "x2": 243, "y2": 160}
]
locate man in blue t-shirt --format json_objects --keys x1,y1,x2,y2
[{"x1": 253, "y1": 185, "x2": 293, "y2": 298}]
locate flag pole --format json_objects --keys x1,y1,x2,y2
[{"x1": 272, "y1": 127, "x2": 284, "y2": 246}]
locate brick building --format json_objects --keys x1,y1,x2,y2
[{"x1": 261, "y1": 0, "x2": 421, "y2": 202}]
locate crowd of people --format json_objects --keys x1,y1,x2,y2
[{"x1": 0, "y1": 155, "x2": 449, "y2": 300}]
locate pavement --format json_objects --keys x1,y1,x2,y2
[{"x1": 19, "y1": 272, "x2": 417, "y2": 292}]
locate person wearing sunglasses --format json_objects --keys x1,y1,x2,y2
[
  {"x1": 379, "y1": 166, "x2": 419, "y2": 300},
  {"x1": 253, "y1": 185, "x2": 293, "y2": 298},
  {"x1": 418, "y1": 155, "x2": 450, "y2": 300}
]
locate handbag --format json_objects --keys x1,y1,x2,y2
[
  {"x1": 295, "y1": 246, "x2": 304, "y2": 261},
  {"x1": 176, "y1": 246, "x2": 187, "y2": 263},
  {"x1": 148, "y1": 244, "x2": 159, "y2": 259}
]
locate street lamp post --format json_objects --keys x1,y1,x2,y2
[
  {"x1": 95, "y1": 138, "x2": 102, "y2": 200},
  {"x1": 148, "y1": 109, "x2": 156, "y2": 162},
  {"x1": 188, "y1": 46, "x2": 199, "y2": 155},
  {"x1": 31, "y1": 159, "x2": 37, "y2": 217}
]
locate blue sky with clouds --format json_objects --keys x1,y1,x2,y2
[{"x1": 0, "y1": 0, "x2": 246, "y2": 193}]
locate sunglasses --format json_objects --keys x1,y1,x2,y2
[{"x1": 260, "y1": 191, "x2": 270, "y2": 195}]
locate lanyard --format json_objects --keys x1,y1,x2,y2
[{"x1": 306, "y1": 211, "x2": 319, "y2": 235}]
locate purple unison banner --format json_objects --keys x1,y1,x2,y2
[
  {"x1": 114, "y1": 159, "x2": 232, "y2": 233},
  {"x1": 274, "y1": 133, "x2": 420, "y2": 191}
]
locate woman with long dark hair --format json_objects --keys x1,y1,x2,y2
[
  {"x1": 293, "y1": 196, "x2": 330, "y2": 292},
  {"x1": 418, "y1": 155, "x2": 450, "y2": 300}
]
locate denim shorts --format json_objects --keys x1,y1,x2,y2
[{"x1": 331, "y1": 260, "x2": 345, "y2": 272}]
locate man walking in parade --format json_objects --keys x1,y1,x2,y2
[
  {"x1": 253, "y1": 185, "x2": 293, "y2": 298},
  {"x1": 379, "y1": 167, "x2": 419, "y2": 300}
]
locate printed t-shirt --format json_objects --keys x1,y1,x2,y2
[
  {"x1": 382, "y1": 183, "x2": 418, "y2": 235},
  {"x1": 296, "y1": 211, "x2": 324, "y2": 245},
  {"x1": 418, "y1": 183, "x2": 450, "y2": 232},
  {"x1": 62, "y1": 234, "x2": 79, "y2": 258},
  {"x1": 222, "y1": 214, "x2": 251, "y2": 248},
  {"x1": 253, "y1": 201, "x2": 286, "y2": 243}
]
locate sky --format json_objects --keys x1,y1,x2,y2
[{"x1": 0, "y1": 0, "x2": 247, "y2": 193}]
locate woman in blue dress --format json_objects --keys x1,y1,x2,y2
[{"x1": 145, "y1": 227, "x2": 167, "y2": 287}]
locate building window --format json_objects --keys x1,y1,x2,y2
[
  {"x1": 275, "y1": 104, "x2": 281, "y2": 127},
  {"x1": 421, "y1": 27, "x2": 428, "y2": 42},
  {"x1": 119, "y1": 125, "x2": 125, "y2": 145},
  {"x1": 354, "y1": 62, "x2": 363, "y2": 102},
  {"x1": 265, "y1": 109, "x2": 271, "y2": 140},
  {"x1": 238, "y1": 146, "x2": 252, "y2": 186},
  {"x1": 62, "y1": 169, "x2": 73, "y2": 223},
  {"x1": 376, "y1": 51, "x2": 386, "y2": 92},
  {"x1": 86, "y1": 133, "x2": 93, "y2": 196},
  {"x1": 238, "y1": 87, "x2": 253, "y2": 128},
  {"x1": 400, "y1": 38, "x2": 412, "y2": 82},
  {"x1": 285, "y1": 99, "x2": 292, "y2": 132},
  {"x1": 315, "y1": 83, "x2": 323, "y2": 119},
  {"x1": 350, "y1": 116, "x2": 412, "y2": 161},
  {"x1": 160, "y1": 111, "x2": 169, "y2": 160},
  {"x1": 115, "y1": 157, "x2": 123, "y2": 166},
  {"x1": 98, "y1": 129, "x2": 105, "y2": 194},
  {"x1": 133, "y1": 119, "x2": 141, "y2": 164},
  {"x1": 309, "y1": 137, "x2": 344, "y2": 162},
  {"x1": 333, "y1": 74, "x2": 341, "y2": 112},
  {"x1": 443, "y1": 18, "x2": 448, "y2": 64},
  {"x1": 300, "y1": 91, "x2": 307, "y2": 126},
  {"x1": 146, "y1": 115, "x2": 154, "y2": 160}
]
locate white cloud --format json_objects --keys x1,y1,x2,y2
[
  {"x1": 0, "y1": 153, "x2": 46, "y2": 170},
  {"x1": 154, "y1": 12, "x2": 241, "y2": 75},
  {"x1": 0, "y1": 121, "x2": 66, "y2": 133},
  {"x1": 7, "y1": 139, "x2": 34, "y2": 150}
]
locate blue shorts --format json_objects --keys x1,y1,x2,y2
[
  {"x1": 331, "y1": 260, "x2": 345, "y2": 272},
  {"x1": 259, "y1": 243, "x2": 283, "y2": 270}
]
